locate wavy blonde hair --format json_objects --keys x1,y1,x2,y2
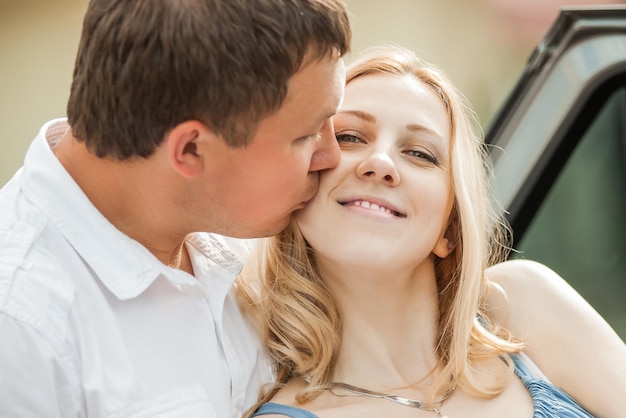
[{"x1": 238, "y1": 45, "x2": 521, "y2": 412}]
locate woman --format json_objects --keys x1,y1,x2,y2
[{"x1": 238, "y1": 45, "x2": 626, "y2": 417}]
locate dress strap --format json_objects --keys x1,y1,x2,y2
[
  {"x1": 511, "y1": 351, "x2": 552, "y2": 383},
  {"x1": 252, "y1": 402, "x2": 319, "y2": 418},
  {"x1": 510, "y1": 353, "x2": 595, "y2": 417}
]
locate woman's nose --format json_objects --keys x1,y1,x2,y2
[{"x1": 356, "y1": 148, "x2": 400, "y2": 186}]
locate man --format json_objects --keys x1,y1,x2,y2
[{"x1": 0, "y1": 0, "x2": 350, "y2": 416}]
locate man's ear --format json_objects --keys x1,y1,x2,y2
[{"x1": 164, "y1": 120, "x2": 214, "y2": 178}]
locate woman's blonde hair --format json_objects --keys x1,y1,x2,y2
[{"x1": 238, "y1": 45, "x2": 521, "y2": 411}]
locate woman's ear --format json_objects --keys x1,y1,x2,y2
[
  {"x1": 164, "y1": 120, "x2": 215, "y2": 178},
  {"x1": 433, "y1": 236, "x2": 455, "y2": 259},
  {"x1": 433, "y1": 216, "x2": 458, "y2": 259}
]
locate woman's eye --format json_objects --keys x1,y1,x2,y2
[
  {"x1": 335, "y1": 133, "x2": 363, "y2": 144},
  {"x1": 405, "y1": 149, "x2": 439, "y2": 165}
]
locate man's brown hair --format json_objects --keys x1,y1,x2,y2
[{"x1": 66, "y1": 0, "x2": 351, "y2": 159}]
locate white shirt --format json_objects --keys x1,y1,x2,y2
[{"x1": 0, "y1": 119, "x2": 273, "y2": 417}]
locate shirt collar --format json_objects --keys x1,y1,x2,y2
[
  {"x1": 21, "y1": 119, "x2": 192, "y2": 300},
  {"x1": 189, "y1": 234, "x2": 257, "y2": 298}
]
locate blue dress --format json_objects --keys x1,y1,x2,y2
[{"x1": 251, "y1": 354, "x2": 594, "y2": 417}]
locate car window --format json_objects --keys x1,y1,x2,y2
[{"x1": 512, "y1": 86, "x2": 626, "y2": 340}]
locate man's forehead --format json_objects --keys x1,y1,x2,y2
[{"x1": 282, "y1": 57, "x2": 344, "y2": 118}]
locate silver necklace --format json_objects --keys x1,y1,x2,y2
[{"x1": 327, "y1": 381, "x2": 453, "y2": 417}]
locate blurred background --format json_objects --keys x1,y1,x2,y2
[{"x1": 2, "y1": 0, "x2": 623, "y2": 185}]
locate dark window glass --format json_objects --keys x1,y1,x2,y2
[{"x1": 513, "y1": 87, "x2": 626, "y2": 340}]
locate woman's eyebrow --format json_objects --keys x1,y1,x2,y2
[{"x1": 406, "y1": 123, "x2": 445, "y2": 142}]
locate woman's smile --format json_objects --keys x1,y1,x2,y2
[{"x1": 338, "y1": 196, "x2": 406, "y2": 218}]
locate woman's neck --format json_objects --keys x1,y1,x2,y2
[{"x1": 319, "y1": 258, "x2": 442, "y2": 389}]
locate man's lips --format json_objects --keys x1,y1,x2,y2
[{"x1": 338, "y1": 198, "x2": 406, "y2": 218}]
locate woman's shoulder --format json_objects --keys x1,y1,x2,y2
[
  {"x1": 485, "y1": 259, "x2": 626, "y2": 417},
  {"x1": 486, "y1": 258, "x2": 565, "y2": 295},
  {"x1": 484, "y1": 259, "x2": 591, "y2": 332},
  {"x1": 484, "y1": 258, "x2": 619, "y2": 352}
]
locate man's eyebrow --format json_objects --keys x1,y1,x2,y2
[
  {"x1": 310, "y1": 111, "x2": 337, "y2": 130},
  {"x1": 298, "y1": 112, "x2": 337, "y2": 140},
  {"x1": 321, "y1": 111, "x2": 337, "y2": 122},
  {"x1": 336, "y1": 109, "x2": 376, "y2": 123}
]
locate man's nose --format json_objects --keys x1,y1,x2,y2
[{"x1": 309, "y1": 118, "x2": 340, "y2": 172}]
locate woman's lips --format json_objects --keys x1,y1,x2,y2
[{"x1": 339, "y1": 198, "x2": 406, "y2": 218}]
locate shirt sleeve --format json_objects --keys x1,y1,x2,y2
[{"x1": 0, "y1": 313, "x2": 82, "y2": 417}]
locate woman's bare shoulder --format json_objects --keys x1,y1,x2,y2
[
  {"x1": 485, "y1": 258, "x2": 615, "y2": 340},
  {"x1": 484, "y1": 259, "x2": 558, "y2": 333},
  {"x1": 484, "y1": 259, "x2": 626, "y2": 416}
]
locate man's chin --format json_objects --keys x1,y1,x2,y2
[{"x1": 234, "y1": 217, "x2": 292, "y2": 239}]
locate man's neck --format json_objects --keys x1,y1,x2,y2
[
  {"x1": 167, "y1": 240, "x2": 194, "y2": 275},
  {"x1": 53, "y1": 131, "x2": 190, "y2": 270}
]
